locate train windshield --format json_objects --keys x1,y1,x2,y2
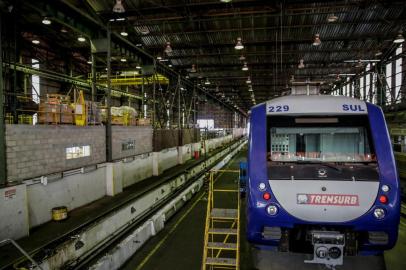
[{"x1": 268, "y1": 115, "x2": 376, "y2": 163}]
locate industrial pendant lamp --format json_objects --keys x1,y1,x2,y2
[
  {"x1": 113, "y1": 0, "x2": 125, "y2": 13},
  {"x1": 120, "y1": 30, "x2": 128, "y2": 36},
  {"x1": 242, "y1": 62, "x2": 249, "y2": 71},
  {"x1": 298, "y1": 59, "x2": 305, "y2": 69},
  {"x1": 42, "y1": 17, "x2": 51, "y2": 25},
  {"x1": 204, "y1": 78, "x2": 211, "y2": 85},
  {"x1": 191, "y1": 64, "x2": 197, "y2": 73},
  {"x1": 394, "y1": 31, "x2": 405, "y2": 43},
  {"x1": 164, "y1": 41, "x2": 173, "y2": 54},
  {"x1": 246, "y1": 76, "x2": 251, "y2": 84},
  {"x1": 327, "y1": 14, "x2": 338, "y2": 23},
  {"x1": 77, "y1": 36, "x2": 86, "y2": 42},
  {"x1": 239, "y1": 55, "x2": 246, "y2": 61},
  {"x1": 235, "y1": 37, "x2": 244, "y2": 50},
  {"x1": 312, "y1": 34, "x2": 321, "y2": 46}
]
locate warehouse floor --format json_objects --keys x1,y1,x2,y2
[{"x1": 121, "y1": 150, "x2": 406, "y2": 270}]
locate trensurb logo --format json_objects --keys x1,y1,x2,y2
[{"x1": 297, "y1": 194, "x2": 359, "y2": 206}]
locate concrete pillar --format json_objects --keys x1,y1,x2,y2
[
  {"x1": 105, "y1": 162, "x2": 123, "y2": 196},
  {"x1": 152, "y1": 152, "x2": 160, "y2": 176},
  {"x1": 177, "y1": 144, "x2": 192, "y2": 165}
]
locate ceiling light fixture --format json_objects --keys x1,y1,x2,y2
[
  {"x1": 113, "y1": 0, "x2": 125, "y2": 13},
  {"x1": 327, "y1": 14, "x2": 338, "y2": 23},
  {"x1": 394, "y1": 31, "x2": 405, "y2": 43},
  {"x1": 78, "y1": 36, "x2": 86, "y2": 42},
  {"x1": 298, "y1": 59, "x2": 305, "y2": 69},
  {"x1": 239, "y1": 55, "x2": 246, "y2": 61},
  {"x1": 120, "y1": 57, "x2": 127, "y2": 62},
  {"x1": 235, "y1": 37, "x2": 244, "y2": 50},
  {"x1": 168, "y1": 64, "x2": 173, "y2": 67},
  {"x1": 164, "y1": 41, "x2": 172, "y2": 54},
  {"x1": 246, "y1": 76, "x2": 251, "y2": 84},
  {"x1": 120, "y1": 30, "x2": 128, "y2": 37},
  {"x1": 375, "y1": 51, "x2": 382, "y2": 56},
  {"x1": 191, "y1": 64, "x2": 197, "y2": 73},
  {"x1": 87, "y1": 59, "x2": 92, "y2": 64},
  {"x1": 220, "y1": 0, "x2": 232, "y2": 2},
  {"x1": 242, "y1": 62, "x2": 249, "y2": 71},
  {"x1": 156, "y1": 55, "x2": 162, "y2": 60},
  {"x1": 312, "y1": 34, "x2": 321, "y2": 46},
  {"x1": 204, "y1": 78, "x2": 211, "y2": 85},
  {"x1": 32, "y1": 39, "x2": 40, "y2": 45},
  {"x1": 136, "y1": 26, "x2": 150, "y2": 35},
  {"x1": 42, "y1": 17, "x2": 51, "y2": 25},
  {"x1": 60, "y1": 27, "x2": 68, "y2": 33}
]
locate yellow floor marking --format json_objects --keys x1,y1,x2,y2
[{"x1": 135, "y1": 154, "x2": 242, "y2": 270}]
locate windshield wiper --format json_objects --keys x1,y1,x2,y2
[{"x1": 295, "y1": 160, "x2": 342, "y2": 172}]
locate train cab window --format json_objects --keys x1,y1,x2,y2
[
  {"x1": 267, "y1": 115, "x2": 376, "y2": 164},
  {"x1": 267, "y1": 115, "x2": 378, "y2": 181},
  {"x1": 269, "y1": 127, "x2": 374, "y2": 162}
]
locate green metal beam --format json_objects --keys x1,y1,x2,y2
[
  {"x1": 2, "y1": 62, "x2": 142, "y2": 100},
  {"x1": 0, "y1": 12, "x2": 6, "y2": 186}
]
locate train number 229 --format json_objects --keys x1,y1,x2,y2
[{"x1": 268, "y1": 105, "x2": 290, "y2": 113}]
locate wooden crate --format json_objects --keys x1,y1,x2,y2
[
  {"x1": 137, "y1": 118, "x2": 151, "y2": 126},
  {"x1": 111, "y1": 116, "x2": 125, "y2": 125},
  {"x1": 60, "y1": 104, "x2": 74, "y2": 124},
  {"x1": 38, "y1": 103, "x2": 60, "y2": 124}
]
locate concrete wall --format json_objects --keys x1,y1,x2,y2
[
  {"x1": 6, "y1": 125, "x2": 106, "y2": 182},
  {"x1": 1, "y1": 127, "x2": 244, "y2": 238},
  {"x1": 0, "y1": 184, "x2": 29, "y2": 240},
  {"x1": 111, "y1": 126, "x2": 153, "y2": 160},
  {"x1": 122, "y1": 154, "x2": 153, "y2": 188},
  {"x1": 153, "y1": 147, "x2": 179, "y2": 175},
  {"x1": 26, "y1": 167, "x2": 107, "y2": 227}
]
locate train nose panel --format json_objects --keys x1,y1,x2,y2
[{"x1": 269, "y1": 180, "x2": 379, "y2": 222}]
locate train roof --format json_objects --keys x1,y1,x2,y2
[{"x1": 256, "y1": 95, "x2": 374, "y2": 115}]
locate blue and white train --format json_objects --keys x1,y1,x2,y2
[{"x1": 247, "y1": 94, "x2": 400, "y2": 266}]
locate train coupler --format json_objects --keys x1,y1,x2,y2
[{"x1": 304, "y1": 230, "x2": 345, "y2": 269}]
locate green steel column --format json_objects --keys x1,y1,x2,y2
[
  {"x1": 376, "y1": 64, "x2": 386, "y2": 107},
  {"x1": 0, "y1": 12, "x2": 6, "y2": 186},
  {"x1": 106, "y1": 26, "x2": 112, "y2": 162}
]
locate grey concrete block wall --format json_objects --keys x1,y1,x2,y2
[
  {"x1": 111, "y1": 126, "x2": 153, "y2": 160},
  {"x1": 6, "y1": 125, "x2": 106, "y2": 181}
]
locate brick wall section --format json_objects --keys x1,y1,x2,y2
[
  {"x1": 198, "y1": 102, "x2": 234, "y2": 128},
  {"x1": 153, "y1": 129, "x2": 180, "y2": 151},
  {"x1": 6, "y1": 125, "x2": 106, "y2": 181},
  {"x1": 111, "y1": 126, "x2": 153, "y2": 160},
  {"x1": 180, "y1": 129, "x2": 200, "y2": 145}
]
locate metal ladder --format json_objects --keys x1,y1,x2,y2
[{"x1": 202, "y1": 169, "x2": 240, "y2": 270}]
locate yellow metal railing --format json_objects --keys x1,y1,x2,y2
[{"x1": 202, "y1": 169, "x2": 240, "y2": 270}]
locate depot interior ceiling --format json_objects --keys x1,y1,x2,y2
[{"x1": 5, "y1": 0, "x2": 406, "y2": 111}]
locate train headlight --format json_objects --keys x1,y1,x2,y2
[
  {"x1": 381, "y1": 185, "x2": 390, "y2": 192},
  {"x1": 373, "y1": 208, "x2": 386, "y2": 220},
  {"x1": 259, "y1": 183, "x2": 266, "y2": 191},
  {"x1": 266, "y1": 205, "x2": 278, "y2": 216}
]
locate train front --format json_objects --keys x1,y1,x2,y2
[{"x1": 246, "y1": 95, "x2": 400, "y2": 266}]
